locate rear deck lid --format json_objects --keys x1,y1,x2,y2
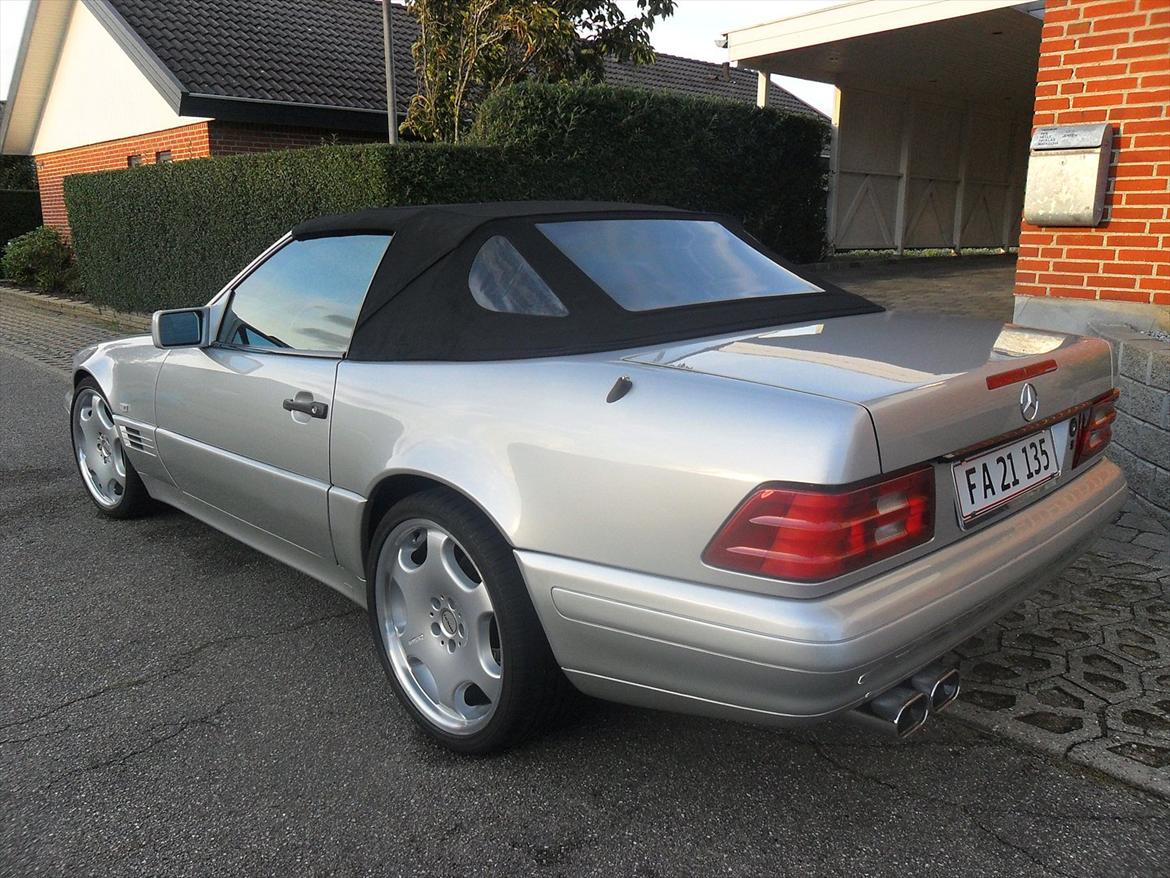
[{"x1": 625, "y1": 311, "x2": 1114, "y2": 471}]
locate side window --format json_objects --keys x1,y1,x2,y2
[
  {"x1": 469, "y1": 235, "x2": 567, "y2": 317},
  {"x1": 218, "y1": 234, "x2": 391, "y2": 354}
]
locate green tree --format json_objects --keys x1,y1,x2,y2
[
  {"x1": 0, "y1": 155, "x2": 37, "y2": 190},
  {"x1": 403, "y1": 0, "x2": 675, "y2": 142}
]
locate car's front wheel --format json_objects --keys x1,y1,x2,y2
[
  {"x1": 70, "y1": 377, "x2": 153, "y2": 518},
  {"x1": 366, "y1": 488, "x2": 570, "y2": 753}
]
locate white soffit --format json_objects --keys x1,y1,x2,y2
[
  {"x1": 726, "y1": 0, "x2": 1028, "y2": 61},
  {"x1": 725, "y1": 0, "x2": 1042, "y2": 109},
  {"x1": 0, "y1": 0, "x2": 74, "y2": 155}
]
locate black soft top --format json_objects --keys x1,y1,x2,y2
[{"x1": 291, "y1": 201, "x2": 881, "y2": 361}]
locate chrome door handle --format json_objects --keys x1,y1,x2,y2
[{"x1": 282, "y1": 397, "x2": 328, "y2": 419}]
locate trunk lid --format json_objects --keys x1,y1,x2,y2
[{"x1": 625, "y1": 311, "x2": 1113, "y2": 472}]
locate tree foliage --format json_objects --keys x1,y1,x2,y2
[
  {"x1": 0, "y1": 155, "x2": 37, "y2": 190},
  {"x1": 403, "y1": 0, "x2": 674, "y2": 142}
]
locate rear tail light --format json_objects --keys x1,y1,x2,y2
[
  {"x1": 1072, "y1": 388, "x2": 1118, "y2": 468},
  {"x1": 703, "y1": 468, "x2": 935, "y2": 583}
]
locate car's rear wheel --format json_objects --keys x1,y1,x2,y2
[
  {"x1": 367, "y1": 488, "x2": 570, "y2": 753},
  {"x1": 71, "y1": 377, "x2": 152, "y2": 518}
]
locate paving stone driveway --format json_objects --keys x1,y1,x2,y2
[{"x1": 3, "y1": 266, "x2": 1169, "y2": 797}]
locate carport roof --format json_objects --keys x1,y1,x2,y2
[{"x1": 725, "y1": 0, "x2": 1043, "y2": 112}]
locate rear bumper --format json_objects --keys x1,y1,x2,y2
[{"x1": 517, "y1": 459, "x2": 1127, "y2": 726}]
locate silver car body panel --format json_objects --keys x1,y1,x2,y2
[
  {"x1": 154, "y1": 346, "x2": 338, "y2": 558},
  {"x1": 522, "y1": 458, "x2": 1125, "y2": 724},
  {"x1": 71, "y1": 260, "x2": 1126, "y2": 727},
  {"x1": 328, "y1": 355, "x2": 881, "y2": 598},
  {"x1": 626, "y1": 313, "x2": 1114, "y2": 471}
]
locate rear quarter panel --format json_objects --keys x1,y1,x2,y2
[{"x1": 330, "y1": 356, "x2": 881, "y2": 595}]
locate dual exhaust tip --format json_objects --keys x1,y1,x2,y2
[{"x1": 848, "y1": 663, "x2": 961, "y2": 739}]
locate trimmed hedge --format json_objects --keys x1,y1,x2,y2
[
  {"x1": 66, "y1": 144, "x2": 525, "y2": 311},
  {"x1": 471, "y1": 82, "x2": 829, "y2": 263},
  {"x1": 65, "y1": 83, "x2": 828, "y2": 312},
  {"x1": 0, "y1": 190, "x2": 43, "y2": 260}
]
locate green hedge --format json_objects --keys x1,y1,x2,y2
[
  {"x1": 65, "y1": 83, "x2": 828, "y2": 312},
  {"x1": 471, "y1": 81, "x2": 830, "y2": 262},
  {"x1": 66, "y1": 144, "x2": 526, "y2": 311},
  {"x1": 0, "y1": 190, "x2": 43, "y2": 260}
]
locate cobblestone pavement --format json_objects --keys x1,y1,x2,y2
[
  {"x1": 825, "y1": 254, "x2": 1018, "y2": 322},
  {"x1": 0, "y1": 285, "x2": 148, "y2": 374},
  {"x1": 3, "y1": 274, "x2": 1169, "y2": 798},
  {"x1": 835, "y1": 256, "x2": 1170, "y2": 795}
]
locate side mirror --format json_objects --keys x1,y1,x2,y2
[{"x1": 152, "y1": 307, "x2": 209, "y2": 349}]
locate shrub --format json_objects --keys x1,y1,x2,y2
[
  {"x1": 0, "y1": 225, "x2": 80, "y2": 293},
  {"x1": 0, "y1": 156, "x2": 37, "y2": 190},
  {"x1": 64, "y1": 84, "x2": 828, "y2": 312},
  {"x1": 0, "y1": 189, "x2": 43, "y2": 258}
]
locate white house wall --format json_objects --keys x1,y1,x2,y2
[
  {"x1": 832, "y1": 86, "x2": 1028, "y2": 252},
  {"x1": 31, "y1": 0, "x2": 207, "y2": 155}
]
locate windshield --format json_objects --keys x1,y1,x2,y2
[{"x1": 537, "y1": 219, "x2": 822, "y2": 311}]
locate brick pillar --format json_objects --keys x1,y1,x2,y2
[{"x1": 1015, "y1": 0, "x2": 1170, "y2": 315}]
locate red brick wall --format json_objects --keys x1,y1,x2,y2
[
  {"x1": 34, "y1": 122, "x2": 212, "y2": 235},
  {"x1": 34, "y1": 121, "x2": 380, "y2": 236},
  {"x1": 208, "y1": 121, "x2": 374, "y2": 156},
  {"x1": 1015, "y1": 0, "x2": 1170, "y2": 308}
]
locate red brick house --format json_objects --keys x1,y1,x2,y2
[{"x1": 0, "y1": 0, "x2": 823, "y2": 235}]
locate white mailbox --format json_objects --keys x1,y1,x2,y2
[{"x1": 1023, "y1": 123, "x2": 1113, "y2": 227}]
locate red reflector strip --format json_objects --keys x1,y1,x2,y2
[{"x1": 985, "y1": 359, "x2": 1058, "y2": 390}]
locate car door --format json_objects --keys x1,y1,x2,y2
[{"x1": 154, "y1": 233, "x2": 392, "y2": 559}]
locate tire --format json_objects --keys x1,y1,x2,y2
[
  {"x1": 366, "y1": 487, "x2": 571, "y2": 754},
  {"x1": 70, "y1": 376, "x2": 154, "y2": 519}
]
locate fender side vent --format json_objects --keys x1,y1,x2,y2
[{"x1": 120, "y1": 425, "x2": 156, "y2": 456}]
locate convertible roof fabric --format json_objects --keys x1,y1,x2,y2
[{"x1": 290, "y1": 202, "x2": 882, "y2": 361}]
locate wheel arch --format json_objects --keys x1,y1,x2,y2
[{"x1": 360, "y1": 470, "x2": 517, "y2": 576}]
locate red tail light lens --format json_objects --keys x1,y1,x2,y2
[
  {"x1": 1072, "y1": 388, "x2": 1118, "y2": 468},
  {"x1": 703, "y1": 468, "x2": 935, "y2": 583}
]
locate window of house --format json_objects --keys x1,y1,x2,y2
[
  {"x1": 127, "y1": 155, "x2": 142, "y2": 168},
  {"x1": 155, "y1": 150, "x2": 173, "y2": 164},
  {"x1": 217, "y1": 234, "x2": 391, "y2": 354},
  {"x1": 468, "y1": 236, "x2": 567, "y2": 317}
]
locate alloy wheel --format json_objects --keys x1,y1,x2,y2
[
  {"x1": 375, "y1": 518, "x2": 503, "y2": 735},
  {"x1": 73, "y1": 388, "x2": 127, "y2": 508}
]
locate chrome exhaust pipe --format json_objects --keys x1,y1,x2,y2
[
  {"x1": 846, "y1": 685, "x2": 929, "y2": 739},
  {"x1": 910, "y1": 663, "x2": 961, "y2": 712}
]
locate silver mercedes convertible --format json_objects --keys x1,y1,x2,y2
[{"x1": 70, "y1": 202, "x2": 1127, "y2": 752}]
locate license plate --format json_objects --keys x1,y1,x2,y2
[{"x1": 952, "y1": 429, "x2": 1059, "y2": 520}]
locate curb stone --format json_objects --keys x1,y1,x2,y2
[{"x1": 0, "y1": 283, "x2": 150, "y2": 332}]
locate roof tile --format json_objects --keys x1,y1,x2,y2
[{"x1": 103, "y1": 0, "x2": 825, "y2": 120}]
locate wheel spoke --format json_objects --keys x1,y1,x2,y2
[
  {"x1": 438, "y1": 537, "x2": 493, "y2": 620},
  {"x1": 111, "y1": 442, "x2": 128, "y2": 480},
  {"x1": 461, "y1": 639, "x2": 502, "y2": 703},
  {"x1": 94, "y1": 400, "x2": 115, "y2": 432},
  {"x1": 78, "y1": 407, "x2": 99, "y2": 443}
]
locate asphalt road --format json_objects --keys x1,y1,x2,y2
[{"x1": 3, "y1": 349, "x2": 1169, "y2": 878}]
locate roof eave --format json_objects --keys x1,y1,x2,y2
[
  {"x1": 1, "y1": 0, "x2": 62, "y2": 155},
  {"x1": 180, "y1": 93, "x2": 405, "y2": 133}
]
